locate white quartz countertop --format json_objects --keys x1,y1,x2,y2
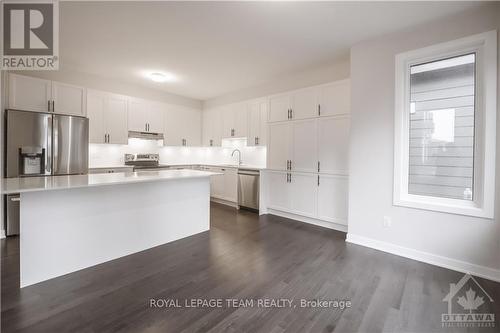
[{"x1": 1, "y1": 170, "x2": 219, "y2": 194}]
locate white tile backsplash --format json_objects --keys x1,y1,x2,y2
[{"x1": 89, "y1": 138, "x2": 266, "y2": 168}]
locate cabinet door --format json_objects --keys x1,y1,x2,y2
[
  {"x1": 318, "y1": 117, "x2": 350, "y2": 175},
  {"x1": 164, "y1": 106, "x2": 183, "y2": 146},
  {"x1": 290, "y1": 173, "x2": 318, "y2": 217},
  {"x1": 208, "y1": 167, "x2": 225, "y2": 198},
  {"x1": 319, "y1": 80, "x2": 350, "y2": 117},
  {"x1": 8, "y1": 74, "x2": 51, "y2": 112},
  {"x1": 223, "y1": 168, "x2": 238, "y2": 202},
  {"x1": 291, "y1": 87, "x2": 318, "y2": 120},
  {"x1": 268, "y1": 93, "x2": 291, "y2": 122},
  {"x1": 165, "y1": 106, "x2": 201, "y2": 146},
  {"x1": 51, "y1": 81, "x2": 86, "y2": 116},
  {"x1": 105, "y1": 94, "x2": 128, "y2": 144},
  {"x1": 86, "y1": 90, "x2": 106, "y2": 144},
  {"x1": 291, "y1": 119, "x2": 317, "y2": 172},
  {"x1": 202, "y1": 109, "x2": 213, "y2": 146},
  {"x1": 247, "y1": 101, "x2": 260, "y2": 146},
  {"x1": 222, "y1": 105, "x2": 236, "y2": 138},
  {"x1": 247, "y1": 100, "x2": 268, "y2": 147},
  {"x1": 128, "y1": 98, "x2": 149, "y2": 132},
  {"x1": 148, "y1": 103, "x2": 165, "y2": 134},
  {"x1": 184, "y1": 107, "x2": 202, "y2": 146},
  {"x1": 203, "y1": 108, "x2": 222, "y2": 147},
  {"x1": 317, "y1": 175, "x2": 348, "y2": 225},
  {"x1": 267, "y1": 171, "x2": 291, "y2": 211},
  {"x1": 233, "y1": 103, "x2": 248, "y2": 138},
  {"x1": 267, "y1": 122, "x2": 292, "y2": 170}
]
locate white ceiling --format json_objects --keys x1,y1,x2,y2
[{"x1": 59, "y1": 1, "x2": 482, "y2": 101}]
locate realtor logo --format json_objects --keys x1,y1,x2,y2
[
  {"x1": 1, "y1": 1, "x2": 59, "y2": 70},
  {"x1": 442, "y1": 273, "x2": 495, "y2": 328}
]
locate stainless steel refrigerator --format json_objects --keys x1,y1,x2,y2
[{"x1": 4, "y1": 109, "x2": 89, "y2": 235}]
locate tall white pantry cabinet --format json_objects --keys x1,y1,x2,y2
[{"x1": 265, "y1": 79, "x2": 350, "y2": 230}]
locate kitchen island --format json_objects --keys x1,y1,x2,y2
[{"x1": 2, "y1": 170, "x2": 218, "y2": 287}]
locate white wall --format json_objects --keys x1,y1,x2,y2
[
  {"x1": 347, "y1": 4, "x2": 500, "y2": 280},
  {"x1": 89, "y1": 138, "x2": 266, "y2": 168},
  {"x1": 203, "y1": 58, "x2": 350, "y2": 109}
]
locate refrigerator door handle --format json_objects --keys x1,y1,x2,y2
[
  {"x1": 46, "y1": 115, "x2": 52, "y2": 174},
  {"x1": 52, "y1": 116, "x2": 59, "y2": 174}
]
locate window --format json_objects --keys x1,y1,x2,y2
[{"x1": 394, "y1": 31, "x2": 497, "y2": 218}]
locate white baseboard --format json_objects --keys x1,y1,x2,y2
[
  {"x1": 346, "y1": 233, "x2": 500, "y2": 283},
  {"x1": 267, "y1": 208, "x2": 348, "y2": 233},
  {"x1": 0, "y1": 229, "x2": 5, "y2": 239},
  {"x1": 210, "y1": 197, "x2": 238, "y2": 209}
]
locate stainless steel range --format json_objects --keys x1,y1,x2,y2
[{"x1": 124, "y1": 153, "x2": 171, "y2": 171}]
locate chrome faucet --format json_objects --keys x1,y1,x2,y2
[{"x1": 231, "y1": 149, "x2": 242, "y2": 166}]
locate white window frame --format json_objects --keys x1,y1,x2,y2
[{"x1": 393, "y1": 30, "x2": 497, "y2": 218}]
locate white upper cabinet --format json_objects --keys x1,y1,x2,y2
[
  {"x1": 247, "y1": 99, "x2": 268, "y2": 147},
  {"x1": 291, "y1": 87, "x2": 319, "y2": 120},
  {"x1": 318, "y1": 80, "x2": 350, "y2": 116},
  {"x1": 128, "y1": 98, "x2": 165, "y2": 133},
  {"x1": 51, "y1": 81, "x2": 86, "y2": 116},
  {"x1": 8, "y1": 74, "x2": 85, "y2": 115},
  {"x1": 317, "y1": 175, "x2": 348, "y2": 225},
  {"x1": 222, "y1": 102, "x2": 247, "y2": 138},
  {"x1": 87, "y1": 90, "x2": 128, "y2": 144},
  {"x1": 291, "y1": 119, "x2": 318, "y2": 173},
  {"x1": 318, "y1": 116, "x2": 350, "y2": 175},
  {"x1": 105, "y1": 94, "x2": 129, "y2": 144},
  {"x1": 128, "y1": 98, "x2": 150, "y2": 132},
  {"x1": 164, "y1": 105, "x2": 201, "y2": 146},
  {"x1": 86, "y1": 90, "x2": 106, "y2": 144},
  {"x1": 267, "y1": 122, "x2": 292, "y2": 171},
  {"x1": 8, "y1": 74, "x2": 51, "y2": 112},
  {"x1": 148, "y1": 103, "x2": 165, "y2": 133},
  {"x1": 268, "y1": 93, "x2": 291, "y2": 122},
  {"x1": 202, "y1": 107, "x2": 222, "y2": 147}
]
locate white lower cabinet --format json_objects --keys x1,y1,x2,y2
[
  {"x1": 267, "y1": 171, "x2": 348, "y2": 227},
  {"x1": 317, "y1": 175, "x2": 348, "y2": 225},
  {"x1": 289, "y1": 173, "x2": 317, "y2": 217},
  {"x1": 267, "y1": 171, "x2": 292, "y2": 211},
  {"x1": 206, "y1": 167, "x2": 238, "y2": 203}
]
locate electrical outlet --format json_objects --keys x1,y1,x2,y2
[{"x1": 383, "y1": 216, "x2": 392, "y2": 228}]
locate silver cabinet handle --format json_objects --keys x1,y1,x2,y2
[
  {"x1": 48, "y1": 100, "x2": 51, "y2": 111},
  {"x1": 317, "y1": 161, "x2": 320, "y2": 172},
  {"x1": 318, "y1": 104, "x2": 321, "y2": 116},
  {"x1": 209, "y1": 139, "x2": 213, "y2": 146},
  {"x1": 52, "y1": 100, "x2": 55, "y2": 112},
  {"x1": 317, "y1": 175, "x2": 320, "y2": 186},
  {"x1": 289, "y1": 108, "x2": 292, "y2": 119},
  {"x1": 145, "y1": 123, "x2": 147, "y2": 131},
  {"x1": 289, "y1": 160, "x2": 292, "y2": 170}
]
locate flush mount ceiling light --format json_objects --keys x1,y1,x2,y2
[{"x1": 146, "y1": 71, "x2": 177, "y2": 83}]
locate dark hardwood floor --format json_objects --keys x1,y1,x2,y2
[{"x1": 2, "y1": 203, "x2": 500, "y2": 332}]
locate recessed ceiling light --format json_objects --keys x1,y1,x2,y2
[{"x1": 147, "y1": 72, "x2": 176, "y2": 83}]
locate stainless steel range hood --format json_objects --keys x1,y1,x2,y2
[{"x1": 128, "y1": 131, "x2": 164, "y2": 140}]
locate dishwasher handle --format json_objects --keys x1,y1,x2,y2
[{"x1": 237, "y1": 170, "x2": 259, "y2": 176}]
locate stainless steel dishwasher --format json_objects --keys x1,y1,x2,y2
[{"x1": 237, "y1": 169, "x2": 259, "y2": 211}]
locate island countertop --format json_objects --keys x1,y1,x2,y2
[{"x1": 1, "y1": 169, "x2": 220, "y2": 194}]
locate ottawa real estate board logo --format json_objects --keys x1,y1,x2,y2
[
  {"x1": 442, "y1": 273, "x2": 495, "y2": 328},
  {"x1": 1, "y1": 1, "x2": 59, "y2": 70}
]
